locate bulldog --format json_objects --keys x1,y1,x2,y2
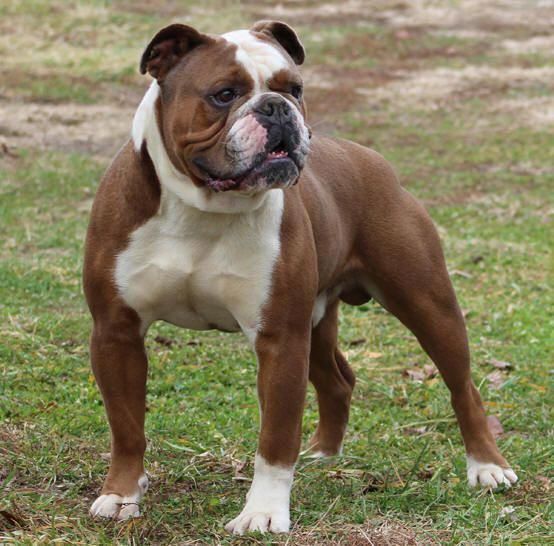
[{"x1": 83, "y1": 21, "x2": 517, "y2": 534}]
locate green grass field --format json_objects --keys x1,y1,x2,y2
[{"x1": 1, "y1": 1, "x2": 552, "y2": 544}]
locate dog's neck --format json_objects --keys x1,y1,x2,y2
[{"x1": 131, "y1": 81, "x2": 275, "y2": 215}]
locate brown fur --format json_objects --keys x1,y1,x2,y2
[
  {"x1": 84, "y1": 135, "x2": 508, "y2": 477},
  {"x1": 83, "y1": 143, "x2": 161, "y2": 496},
  {"x1": 84, "y1": 21, "x2": 511, "y2": 520},
  {"x1": 251, "y1": 135, "x2": 508, "y2": 467}
]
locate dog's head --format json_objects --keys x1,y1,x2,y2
[{"x1": 137, "y1": 21, "x2": 310, "y2": 194}]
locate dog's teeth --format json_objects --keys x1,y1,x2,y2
[{"x1": 268, "y1": 150, "x2": 288, "y2": 158}]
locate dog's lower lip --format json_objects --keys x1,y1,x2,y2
[{"x1": 206, "y1": 152, "x2": 293, "y2": 191}]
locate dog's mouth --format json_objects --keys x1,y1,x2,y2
[{"x1": 196, "y1": 144, "x2": 301, "y2": 193}]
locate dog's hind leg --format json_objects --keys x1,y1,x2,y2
[
  {"x1": 307, "y1": 300, "x2": 355, "y2": 457},
  {"x1": 360, "y1": 190, "x2": 517, "y2": 489}
]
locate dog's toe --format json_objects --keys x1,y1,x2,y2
[
  {"x1": 269, "y1": 512, "x2": 290, "y2": 533},
  {"x1": 249, "y1": 513, "x2": 270, "y2": 532},
  {"x1": 503, "y1": 468, "x2": 518, "y2": 485},
  {"x1": 225, "y1": 510, "x2": 290, "y2": 535},
  {"x1": 90, "y1": 475, "x2": 147, "y2": 520},
  {"x1": 467, "y1": 456, "x2": 518, "y2": 489},
  {"x1": 90, "y1": 493, "x2": 140, "y2": 520}
]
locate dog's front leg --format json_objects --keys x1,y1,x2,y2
[
  {"x1": 224, "y1": 200, "x2": 318, "y2": 535},
  {"x1": 88, "y1": 313, "x2": 149, "y2": 520},
  {"x1": 225, "y1": 328, "x2": 310, "y2": 534}
]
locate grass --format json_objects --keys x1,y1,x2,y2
[{"x1": 1, "y1": 1, "x2": 553, "y2": 544}]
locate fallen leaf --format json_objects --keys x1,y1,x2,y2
[
  {"x1": 486, "y1": 371, "x2": 506, "y2": 390},
  {"x1": 499, "y1": 506, "x2": 516, "y2": 520},
  {"x1": 402, "y1": 426, "x2": 427, "y2": 437},
  {"x1": 154, "y1": 335, "x2": 174, "y2": 347},
  {"x1": 0, "y1": 509, "x2": 25, "y2": 528},
  {"x1": 417, "y1": 466, "x2": 434, "y2": 480},
  {"x1": 362, "y1": 482, "x2": 381, "y2": 493},
  {"x1": 423, "y1": 364, "x2": 439, "y2": 379},
  {"x1": 362, "y1": 474, "x2": 385, "y2": 493},
  {"x1": 367, "y1": 351, "x2": 383, "y2": 359},
  {"x1": 450, "y1": 269, "x2": 473, "y2": 279},
  {"x1": 232, "y1": 459, "x2": 247, "y2": 478},
  {"x1": 536, "y1": 475, "x2": 551, "y2": 492},
  {"x1": 0, "y1": 136, "x2": 18, "y2": 158},
  {"x1": 487, "y1": 358, "x2": 513, "y2": 370},
  {"x1": 487, "y1": 415, "x2": 504, "y2": 438},
  {"x1": 403, "y1": 364, "x2": 438, "y2": 383},
  {"x1": 404, "y1": 368, "x2": 425, "y2": 382}
]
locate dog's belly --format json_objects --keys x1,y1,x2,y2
[{"x1": 114, "y1": 189, "x2": 284, "y2": 337}]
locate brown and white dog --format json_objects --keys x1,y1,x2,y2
[{"x1": 83, "y1": 21, "x2": 517, "y2": 534}]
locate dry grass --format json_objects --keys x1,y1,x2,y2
[{"x1": 1, "y1": 1, "x2": 552, "y2": 544}]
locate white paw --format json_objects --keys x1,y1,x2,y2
[
  {"x1": 90, "y1": 474, "x2": 148, "y2": 520},
  {"x1": 225, "y1": 508, "x2": 290, "y2": 535},
  {"x1": 225, "y1": 454, "x2": 293, "y2": 535},
  {"x1": 467, "y1": 456, "x2": 518, "y2": 489}
]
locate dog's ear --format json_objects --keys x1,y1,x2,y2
[
  {"x1": 250, "y1": 20, "x2": 305, "y2": 65},
  {"x1": 140, "y1": 24, "x2": 210, "y2": 80}
]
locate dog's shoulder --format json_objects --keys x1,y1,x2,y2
[
  {"x1": 84, "y1": 142, "x2": 162, "y2": 310},
  {"x1": 89, "y1": 141, "x2": 161, "y2": 234}
]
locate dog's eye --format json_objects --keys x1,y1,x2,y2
[
  {"x1": 291, "y1": 85, "x2": 303, "y2": 100},
  {"x1": 211, "y1": 88, "x2": 238, "y2": 106}
]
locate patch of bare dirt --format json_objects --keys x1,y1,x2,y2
[
  {"x1": 2, "y1": 0, "x2": 552, "y2": 165},
  {"x1": 318, "y1": 25, "x2": 490, "y2": 67},
  {"x1": 246, "y1": 0, "x2": 554, "y2": 34},
  {"x1": 0, "y1": 100, "x2": 137, "y2": 160},
  {"x1": 492, "y1": 96, "x2": 554, "y2": 129},
  {"x1": 304, "y1": 64, "x2": 400, "y2": 129},
  {"x1": 357, "y1": 65, "x2": 554, "y2": 121},
  {"x1": 114, "y1": 0, "x2": 193, "y2": 17},
  {"x1": 247, "y1": 0, "x2": 396, "y2": 25},
  {"x1": 379, "y1": 0, "x2": 554, "y2": 33},
  {"x1": 501, "y1": 34, "x2": 554, "y2": 54},
  {"x1": 1, "y1": 67, "x2": 144, "y2": 106}
]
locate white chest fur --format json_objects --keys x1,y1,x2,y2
[{"x1": 115, "y1": 188, "x2": 284, "y2": 339}]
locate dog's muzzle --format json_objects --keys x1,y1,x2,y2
[{"x1": 197, "y1": 95, "x2": 310, "y2": 193}]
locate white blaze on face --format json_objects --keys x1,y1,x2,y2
[
  {"x1": 222, "y1": 30, "x2": 309, "y2": 178},
  {"x1": 222, "y1": 30, "x2": 289, "y2": 93},
  {"x1": 222, "y1": 31, "x2": 289, "y2": 170}
]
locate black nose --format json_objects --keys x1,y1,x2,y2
[{"x1": 254, "y1": 96, "x2": 292, "y2": 123}]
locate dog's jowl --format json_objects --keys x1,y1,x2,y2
[{"x1": 83, "y1": 21, "x2": 517, "y2": 534}]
